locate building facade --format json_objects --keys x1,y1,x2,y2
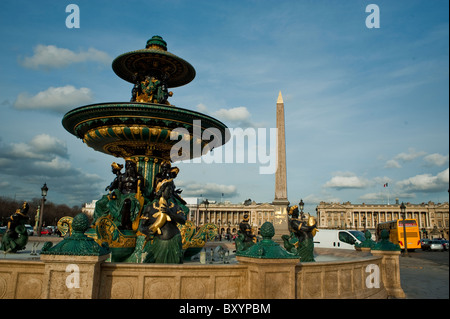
[
  {"x1": 81, "y1": 200, "x2": 97, "y2": 218},
  {"x1": 185, "y1": 199, "x2": 276, "y2": 235},
  {"x1": 316, "y1": 201, "x2": 449, "y2": 240}
]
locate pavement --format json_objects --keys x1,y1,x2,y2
[{"x1": 398, "y1": 251, "x2": 449, "y2": 299}]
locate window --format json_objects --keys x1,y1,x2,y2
[{"x1": 339, "y1": 231, "x2": 356, "y2": 245}]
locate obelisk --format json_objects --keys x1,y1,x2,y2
[{"x1": 272, "y1": 91, "x2": 290, "y2": 241}]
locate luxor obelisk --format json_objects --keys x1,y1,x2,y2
[{"x1": 272, "y1": 91, "x2": 290, "y2": 241}]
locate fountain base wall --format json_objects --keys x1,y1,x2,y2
[{"x1": 0, "y1": 248, "x2": 403, "y2": 299}]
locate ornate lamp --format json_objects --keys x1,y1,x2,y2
[
  {"x1": 299, "y1": 199, "x2": 304, "y2": 213},
  {"x1": 41, "y1": 183, "x2": 48, "y2": 197},
  {"x1": 37, "y1": 183, "x2": 49, "y2": 237}
]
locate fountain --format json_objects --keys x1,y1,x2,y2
[
  {"x1": 0, "y1": 36, "x2": 406, "y2": 299},
  {"x1": 61, "y1": 35, "x2": 227, "y2": 262}
]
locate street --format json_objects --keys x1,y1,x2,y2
[{"x1": 399, "y1": 249, "x2": 449, "y2": 299}]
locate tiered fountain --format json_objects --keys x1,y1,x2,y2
[{"x1": 61, "y1": 36, "x2": 228, "y2": 262}]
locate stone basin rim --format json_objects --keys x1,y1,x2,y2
[{"x1": 62, "y1": 102, "x2": 229, "y2": 139}]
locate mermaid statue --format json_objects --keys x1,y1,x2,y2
[
  {"x1": 1, "y1": 202, "x2": 30, "y2": 253},
  {"x1": 138, "y1": 163, "x2": 188, "y2": 263},
  {"x1": 282, "y1": 205, "x2": 318, "y2": 262},
  {"x1": 235, "y1": 214, "x2": 257, "y2": 253},
  {"x1": 93, "y1": 159, "x2": 144, "y2": 230}
]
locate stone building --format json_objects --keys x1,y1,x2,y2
[
  {"x1": 316, "y1": 201, "x2": 449, "y2": 240},
  {"x1": 81, "y1": 200, "x2": 97, "y2": 218},
  {"x1": 184, "y1": 198, "x2": 276, "y2": 235}
]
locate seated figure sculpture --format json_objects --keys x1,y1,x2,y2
[
  {"x1": 282, "y1": 205, "x2": 318, "y2": 262},
  {"x1": 1, "y1": 202, "x2": 30, "y2": 253},
  {"x1": 93, "y1": 159, "x2": 144, "y2": 230},
  {"x1": 139, "y1": 172, "x2": 187, "y2": 264},
  {"x1": 235, "y1": 214, "x2": 257, "y2": 253},
  {"x1": 135, "y1": 74, "x2": 173, "y2": 105}
]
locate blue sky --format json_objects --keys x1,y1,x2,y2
[{"x1": 0, "y1": 0, "x2": 448, "y2": 214}]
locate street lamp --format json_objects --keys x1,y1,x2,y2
[
  {"x1": 202, "y1": 199, "x2": 209, "y2": 225},
  {"x1": 299, "y1": 199, "x2": 304, "y2": 214},
  {"x1": 400, "y1": 202, "x2": 409, "y2": 257},
  {"x1": 37, "y1": 183, "x2": 48, "y2": 237}
]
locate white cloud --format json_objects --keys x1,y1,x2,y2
[
  {"x1": 359, "y1": 192, "x2": 416, "y2": 202},
  {"x1": 384, "y1": 159, "x2": 401, "y2": 169},
  {"x1": 179, "y1": 182, "x2": 238, "y2": 198},
  {"x1": 13, "y1": 85, "x2": 93, "y2": 113},
  {"x1": 359, "y1": 192, "x2": 386, "y2": 201},
  {"x1": 396, "y1": 168, "x2": 449, "y2": 193},
  {"x1": 323, "y1": 172, "x2": 370, "y2": 190},
  {"x1": 30, "y1": 134, "x2": 68, "y2": 158},
  {"x1": 394, "y1": 148, "x2": 427, "y2": 162},
  {"x1": 196, "y1": 103, "x2": 209, "y2": 113},
  {"x1": 423, "y1": 153, "x2": 449, "y2": 167},
  {"x1": 19, "y1": 44, "x2": 111, "y2": 70},
  {"x1": 0, "y1": 133, "x2": 105, "y2": 205},
  {"x1": 212, "y1": 106, "x2": 264, "y2": 127},
  {"x1": 0, "y1": 134, "x2": 68, "y2": 161},
  {"x1": 384, "y1": 148, "x2": 428, "y2": 168},
  {"x1": 213, "y1": 106, "x2": 251, "y2": 122},
  {"x1": 304, "y1": 193, "x2": 341, "y2": 204},
  {"x1": 34, "y1": 157, "x2": 72, "y2": 173},
  {"x1": 8, "y1": 142, "x2": 45, "y2": 160}
]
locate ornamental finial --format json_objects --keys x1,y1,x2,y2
[{"x1": 146, "y1": 35, "x2": 167, "y2": 51}]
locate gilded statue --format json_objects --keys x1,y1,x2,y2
[
  {"x1": 235, "y1": 214, "x2": 257, "y2": 253},
  {"x1": 134, "y1": 74, "x2": 173, "y2": 104},
  {"x1": 93, "y1": 159, "x2": 144, "y2": 230},
  {"x1": 1, "y1": 202, "x2": 30, "y2": 253},
  {"x1": 282, "y1": 205, "x2": 318, "y2": 262},
  {"x1": 138, "y1": 162, "x2": 188, "y2": 263}
]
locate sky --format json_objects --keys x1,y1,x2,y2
[{"x1": 0, "y1": 0, "x2": 448, "y2": 215}]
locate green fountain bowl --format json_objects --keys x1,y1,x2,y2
[{"x1": 62, "y1": 102, "x2": 229, "y2": 160}]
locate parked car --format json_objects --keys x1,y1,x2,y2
[
  {"x1": 313, "y1": 229, "x2": 364, "y2": 250},
  {"x1": 429, "y1": 240, "x2": 446, "y2": 252},
  {"x1": 25, "y1": 224, "x2": 34, "y2": 236},
  {"x1": 421, "y1": 239, "x2": 431, "y2": 251},
  {"x1": 442, "y1": 240, "x2": 449, "y2": 251},
  {"x1": 40, "y1": 227, "x2": 53, "y2": 236}
]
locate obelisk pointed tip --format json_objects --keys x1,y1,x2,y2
[{"x1": 277, "y1": 91, "x2": 283, "y2": 104}]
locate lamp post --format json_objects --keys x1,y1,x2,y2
[
  {"x1": 204, "y1": 199, "x2": 209, "y2": 225},
  {"x1": 299, "y1": 199, "x2": 305, "y2": 223},
  {"x1": 400, "y1": 202, "x2": 409, "y2": 257},
  {"x1": 37, "y1": 183, "x2": 48, "y2": 237}
]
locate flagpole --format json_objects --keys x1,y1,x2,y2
[{"x1": 384, "y1": 183, "x2": 390, "y2": 205}]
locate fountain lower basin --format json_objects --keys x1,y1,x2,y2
[{"x1": 1, "y1": 240, "x2": 399, "y2": 299}]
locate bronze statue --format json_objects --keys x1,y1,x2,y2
[
  {"x1": 282, "y1": 205, "x2": 317, "y2": 262},
  {"x1": 130, "y1": 73, "x2": 142, "y2": 102},
  {"x1": 1, "y1": 202, "x2": 30, "y2": 253},
  {"x1": 93, "y1": 159, "x2": 145, "y2": 230},
  {"x1": 139, "y1": 168, "x2": 187, "y2": 263},
  {"x1": 135, "y1": 74, "x2": 173, "y2": 104},
  {"x1": 105, "y1": 162, "x2": 124, "y2": 192},
  {"x1": 235, "y1": 214, "x2": 257, "y2": 253}
]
